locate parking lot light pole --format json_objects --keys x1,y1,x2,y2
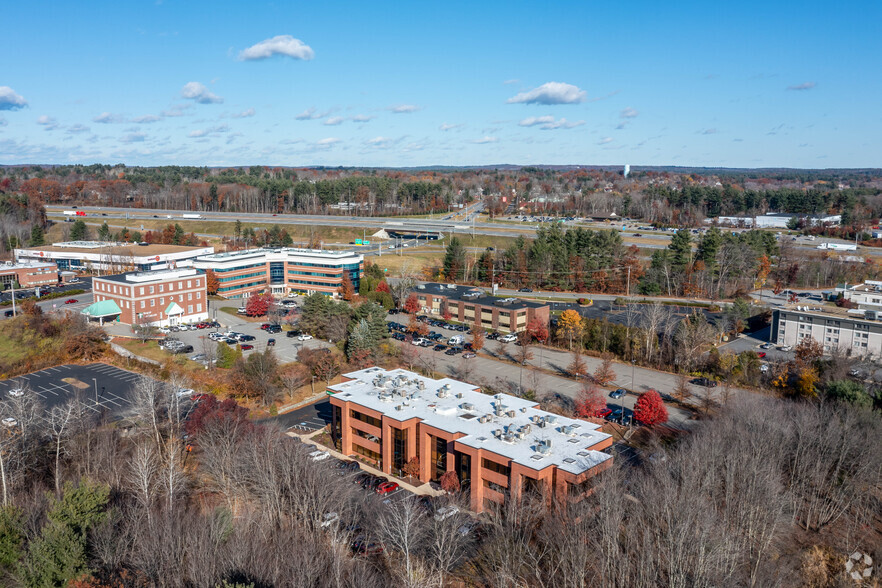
[
  {"x1": 92, "y1": 378, "x2": 98, "y2": 406},
  {"x1": 311, "y1": 375, "x2": 316, "y2": 395}
]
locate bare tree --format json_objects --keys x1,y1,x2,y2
[
  {"x1": 378, "y1": 497, "x2": 430, "y2": 588},
  {"x1": 127, "y1": 437, "x2": 160, "y2": 518},
  {"x1": 48, "y1": 400, "x2": 78, "y2": 496}
]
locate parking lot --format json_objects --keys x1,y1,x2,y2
[
  {"x1": 265, "y1": 398, "x2": 333, "y2": 432},
  {"x1": 0, "y1": 363, "x2": 147, "y2": 416}
]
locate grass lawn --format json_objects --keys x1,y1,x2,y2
[
  {"x1": 113, "y1": 339, "x2": 171, "y2": 364},
  {"x1": 0, "y1": 330, "x2": 31, "y2": 367}
]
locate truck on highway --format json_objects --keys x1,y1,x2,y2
[
  {"x1": 182, "y1": 213, "x2": 202, "y2": 219},
  {"x1": 62, "y1": 211, "x2": 77, "y2": 216},
  {"x1": 817, "y1": 243, "x2": 857, "y2": 251}
]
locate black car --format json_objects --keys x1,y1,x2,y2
[
  {"x1": 238, "y1": 335, "x2": 255, "y2": 342},
  {"x1": 266, "y1": 326, "x2": 282, "y2": 334},
  {"x1": 427, "y1": 332, "x2": 443, "y2": 341},
  {"x1": 392, "y1": 332, "x2": 406, "y2": 341},
  {"x1": 172, "y1": 345, "x2": 194, "y2": 354},
  {"x1": 486, "y1": 332, "x2": 499, "y2": 340},
  {"x1": 287, "y1": 330, "x2": 299, "y2": 338},
  {"x1": 433, "y1": 344, "x2": 447, "y2": 352},
  {"x1": 445, "y1": 347, "x2": 462, "y2": 355},
  {"x1": 3, "y1": 310, "x2": 13, "y2": 318},
  {"x1": 692, "y1": 377, "x2": 718, "y2": 388},
  {"x1": 267, "y1": 338, "x2": 276, "y2": 346},
  {"x1": 518, "y1": 287, "x2": 533, "y2": 292}
]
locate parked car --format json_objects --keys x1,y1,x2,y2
[
  {"x1": 320, "y1": 512, "x2": 340, "y2": 528},
  {"x1": 778, "y1": 345, "x2": 793, "y2": 352},
  {"x1": 267, "y1": 338, "x2": 276, "y2": 346},
  {"x1": 237, "y1": 334, "x2": 255, "y2": 342},
  {"x1": 499, "y1": 334, "x2": 518, "y2": 343},
  {"x1": 309, "y1": 450, "x2": 330, "y2": 462},
  {"x1": 298, "y1": 334, "x2": 313, "y2": 341},
  {"x1": 757, "y1": 352, "x2": 767, "y2": 358},
  {"x1": 609, "y1": 388, "x2": 628, "y2": 399},
  {"x1": 2, "y1": 417, "x2": 18, "y2": 428},
  {"x1": 3, "y1": 310, "x2": 13, "y2": 318},
  {"x1": 7, "y1": 388, "x2": 24, "y2": 397},
  {"x1": 760, "y1": 342, "x2": 773, "y2": 349},
  {"x1": 692, "y1": 377, "x2": 718, "y2": 387},
  {"x1": 434, "y1": 506, "x2": 460, "y2": 521},
  {"x1": 287, "y1": 330, "x2": 300, "y2": 338},
  {"x1": 65, "y1": 298, "x2": 78, "y2": 304},
  {"x1": 240, "y1": 344, "x2": 254, "y2": 351},
  {"x1": 392, "y1": 333, "x2": 406, "y2": 341},
  {"x1": 433, "y1": 344, "x2": 447, "y2": 352},
  {"x1": 462, "y1": 352, "x2": 476, "y2": 359},
  {"x1": 376, "y1": 481, "x2": 399, "y2": 495},
  {"x1": 445, "y1": 347, "x2": 462, "y2": 355},
  {"x1": 595, "y1": 408, "x2": 613, "y2": 419}
]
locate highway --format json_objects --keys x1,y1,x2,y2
[{"x1": 45, "y1": 205, "x2": 877, "y2": 257}]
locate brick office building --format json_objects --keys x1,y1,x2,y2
[
  {"x1": 0, "y1": 261, "x2": 59, "y2": 289},
  {"x1": 85, "y1": 267, "x2": 208, "y2": 326},
  {"x1": 329, "y1": 368, "x2": 612, "y2": 513},
  {"x1": 414, "y1": 283, "x2": 550, "y2": 333},
  {"x1": 192, "y1": 247, "x2": 364, "y2": 299}
]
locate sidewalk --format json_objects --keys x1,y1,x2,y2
[{"x1": 290, "y1": 428, "x2": 443, "y2": 497}]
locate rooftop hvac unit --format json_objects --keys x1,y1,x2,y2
[
  {"x1": 478, "y1": 415, "x2": 490, "y2": 423},
  {"x1": 417, "y1": 381, "x2": 425, "y2": 390},
  {"x1": 866, "y1": 311, "x2": 878, "y2": 320},
  {"x1": 456, "y1": 392, "x2": 463, "y2": 398},
  {"x1": 545, "y1": 415, "x2": 557, "y2": 425},
  {"x1": 506, "y1": 410, "x2": 516, "y2": 418},
  {"x1": 493, "y1": 429, "x2": 503, "y2": 438},
  {"x1": 395, "y1": 405, "x2": 404, "y2": 411},
  {"x1": 461, "y1": 402, "x2": 475, "y2": 411},
  {"x1": 520, "y1": 424, "x2": 532, "y2": 434}
]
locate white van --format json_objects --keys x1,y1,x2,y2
[
  {"x1": 499, "y1": 333, "x2": 518, "y2": 343},
  {"x1": 448, "y1": 335, "x2": 464, "y2": 346}
]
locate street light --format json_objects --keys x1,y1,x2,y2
[
  {"x1": 92, "y1": 378, "x2": 98, "y2": 406},
  {"x1": 311, "y1": 375, "x2": 316, "y2": 396}
]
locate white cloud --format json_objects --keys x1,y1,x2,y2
[
  {"x1": 93, "y1": 112, "x2": 126, "y2": 124},
  {"x1": 507, "y1": 81, "x2": 586, "y2": 105},
  {"x1": 787, "y1": 82, "x2": 816, "y2": 91},
  {"x1": 238, "y1": 35, "x2": 315, "y2": 61},
  {"x1": 597, "y1": 137, "x2": 613, "y2": 145},
  {"x1": 295, "y1": 107, "x2": 321, "y2": 120},
  {"x1": 389, "y1": 104, "x2": 421, "y2": 113},
  {"x1": 439, "y1": 122, "x2": 463, "y2": 131},
  {"x1": 160, "y1": 104, "x2": 191, "y2": 117},
  {"x1": 315, "y1": 137, "x2": 341, "y2": 148},
  {"x1": 181, "y1": 81, "x2": 223, "y2": 104},
  {"x1": 503, "y1": 79, "x2": 520, "y2": 85},
  {"x1": 37, "y1": 115, "x2": 59, "y2": 130},
  {"x1": 120, "y1": 132, "x2": 147, "y2": 143},
  {"x1": 229, "y1": 108, "x2": 255, "y2": 118},
  {"x1": 66, "y1": 124, "x2": 90, "y2": 134},
  {"x1": 351, "y1": 114, "x2": 374, "y2": 122},
  {"x1": 188, "y1": 124, "x2": 230, "y2": 138},
  {"x1": 518, "y1": 115, "x2": 584, "y2": 130},
  {"x1": 471, "y1": 136, "x2": 498, "y2": 144},
  {"x1": 324, "y1": 116, "x2": 344, "y2": 126},
  {"x1": 132, "y1": 114, "x2": 162, "y2": 123},
  {"x1": 0, "y1": 87, "x2": 27, "y2": 111},
  {"x1": 366, "y1": 136, "x2": 394, "y2": 148},
  {"x1": 620, "y1": 107, "x2": 639, "y2": 119}
]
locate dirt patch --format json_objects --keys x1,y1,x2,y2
[{"x1": 61, "y1": 377, "x2": 90, "y2": 389}]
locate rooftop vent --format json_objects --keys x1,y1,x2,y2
[
  {"x1": 577, "y1": 451, "x2": 589, "y2": 457},
  {"x1": 563, "y1": 457, "x2": 577, "y2": 464},
  {"x1": 456, "y1": 392, "x2": 463, "y2": 399},
  {"x1": 460, "y1": 402, "x2": 475, "y2": 411},
  {"x1": 417, "y1": 381, "x2": 426, "y2": 390},
  {"x1": 505, "y1": 410, "x2": 516, "y2": 418}
]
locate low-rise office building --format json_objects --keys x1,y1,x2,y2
[
  {"x1": 771, "y1": 306, "x2": 882, "y2": 357},
  {"x1": 84, "y1": 267, "x2": 208, "y2": 326},
  {"x1": 15, "y1": 241, "x2": 214, "y2": 273},
  {"x1": 192, "y1": 247, "x2": 363, "y2": 299},
  {"x1": 414, "y1": 283, "x2": 550, "y2": 333},
  {"x1": 0, "y1": 261, "x2": 59, "y2": 289},
  {"x1": 329, "y1": 367, "x2": 613, "y2": 513}
]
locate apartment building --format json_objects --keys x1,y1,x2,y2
[
  {"x1": 15, "y1": 241, "x2": 214, "y2": 272},
  {"x1": 192, "y1": 247, "x2": 363, "y2": 299},
  {"x1": 771, "y1": 306, "x2": 882, "y2": 358},
  {"x1": 0, "y1": 261, "x2": 59, "y2": 289},
  {"x1": 84, "y1": 268, "x2": 208, "y2": 326},
  {"x1": 329, "y1": 367, "x2": 613, "y2": 513},
  {"x1": 414, "y1": 283, "x2": 550, "y2": 333}
]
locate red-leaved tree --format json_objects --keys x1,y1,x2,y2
[
  {"x1": 574, "y1": 384, "x2": 607, "y2": 418},
  {"x1": 376, "y1": 281, "x2": 391, "y2": 294},
  {"x1": 185, "y1": 395, "x2": 251, "y2": 437},
  {"x1": 527, "y1": 317, "x2": 549, "y2": 343},
  {"x1": 439, "y1": 470, "x2": 461, "y2": 493},
  {"x1": 404, "y1": 293, "x2": 420, "y2": 314},
  {"x1": 245, "y1": 292, "x2": 272, "y2": 317},
  {"x1": 633, "y1": 389, "x2": 668, "y2": 426},
  {"x1": 205, "y1": 269, "x2": 219, "y2": 295},
  {"x1": 338, "y1": 272, "x2": 355, "y2": 301}
]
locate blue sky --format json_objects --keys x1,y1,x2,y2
[{"x1": 1, "y1": 0, "x2": 879, "y2": 168}]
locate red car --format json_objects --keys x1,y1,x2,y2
[
  {"x1": 376, "y1": 481, "x2": 399, "y2": 495},
  {"x1": 260, "y1": 323, "x2": 271, "y2": 330},
  {"x1": 757, "y1": 352, "x2": 767, "y2": 358},
  {"x1": 594, "y1": 408, "x2": 613, "y2": 419},
  {"x1": 65, "y1": 298, "x2": 78, "y2": 304},
  {"x1": 240, "y1": 344, "x2": 254, "y2": 350}
]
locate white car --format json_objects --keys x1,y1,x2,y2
[
  {"x1": 434, "y1": 506, "x2": 460, "y2": 521},
  {"x1": 760, "y1": 364, "x2": 769, "y2": 373},
  {"x1": 320, "y1": 512, "x2": 340, "y2": 528},
  {"x1": 411, "y1": 338, "x2": 428, "y2": 346},
  {"x1": 778, "y1": 345, "x2": 793, "y2": 352},
  {"x1": 1, "y1": 417, "x2": 17, "y2": 428},
  {"x1": 298, "y1": 334, "x2": 313, "y2": 341},
  {"x1": 499, "y1": 334, "x2": 518, "y2": 343},
  {"x1": 309, "y1": 450, "x2": 330, "y2": 462},
  {"x1": 7, "y1": 388, "x2": 24, "y2": 397},
  {"x1": 176, "y1": 388, "x2": 195, "y2": 398}
]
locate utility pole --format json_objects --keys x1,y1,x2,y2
[{"x1": 626, "y1": 266, "x2": 631, "y2": 298}]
